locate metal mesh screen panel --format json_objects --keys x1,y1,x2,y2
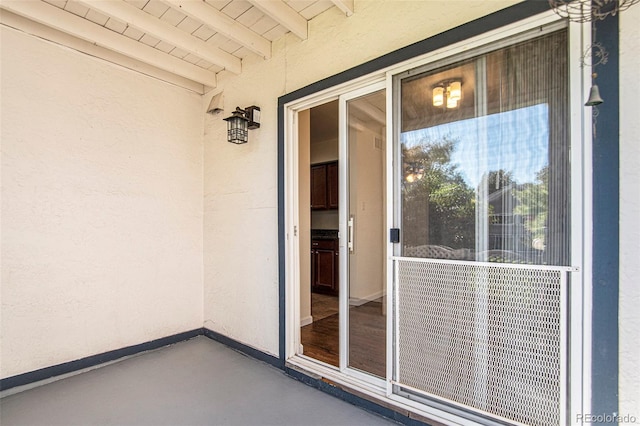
[{"x1": 395, "y1": 259, "x2": 565, "y2": 426}]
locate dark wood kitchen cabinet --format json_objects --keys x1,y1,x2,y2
[
  {"x1": 311, "y1": 161, "x2": 338, "y2": 210},
  {"x1": 310, "y1": 164, "x2": 327, "y2": 209},
  {"x1": 311, "y1": 239, "x2": 339, "y2": 296}
]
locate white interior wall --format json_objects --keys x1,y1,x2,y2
[
  {"x1": 348, "y1": 127, "x2": 385, "y2": 304},
  {"x1": 311, "y1": 138, "x2": 339, "y2": 164},
  {"x1": 203, "y1": 0, "x2": 519, "y2": 356},
  {"x1": 298, "y1": 110, "x2": 312, "y2": 326},
  {"x1": 0, "y1": 27, "x2": 204, "y2": 378},
  {"x1": 619, "y1": 5, "x2": 640, "y2": 417}
]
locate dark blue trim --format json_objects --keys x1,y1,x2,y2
[
  {"x1": 590, "y1": 12, "x2": 619, "y2": 422},
  {"x1": 277, "y1": 92, "x2": 286, "y2": 367},
  {"x1": 0, "y1": 328, "x2": 283, "y2": 392},
  {"x1": 203, "y1": 328, "x2": 281, "y2": 369},
  {"x1": 0, "y1": 329, "x2": 202, "y2": 392}
]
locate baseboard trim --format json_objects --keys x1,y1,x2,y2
[
  {"x1": 300, "y1": 315, "x2": 313, "y2": 326},
  {"x1": 0, "y1": 328, "x2": 203, "y2": 392},
  {"x1": 0, "y1": 328, "x2": 284, "y2": 393},
  {"x1": 202, "y1": 328, "x2": 282, "y2": 368},
  {"x1": 1, "y1": 328, "x2": 429, "y2": 424},
  {"x1": 349, "y1": 291, "x2": 385, "y2": 306}
]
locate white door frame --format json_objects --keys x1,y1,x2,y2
[
  {"x1": 283, "y1": 74, "x2": 386, "y2": 367},
  {"x1": 282, "y1": 10, "x2": 591, "y2": 424}
]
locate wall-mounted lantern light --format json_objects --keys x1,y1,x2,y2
[{"x1": 223, "y1": 106, "x2": 261, "y2": 144}]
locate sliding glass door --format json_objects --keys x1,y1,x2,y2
[
  {"x1": 339, "y1": 84, "x2": 387, "y2": 380},
  {"x1": 297, "y1": 84, "x2": 389, "y2": 381},
  {"x1": 292, "y1": 22, "x2": 582, "y2": 426},
  {"x1": 340, "y1": 86, "x2": 387, "y2": 378}
]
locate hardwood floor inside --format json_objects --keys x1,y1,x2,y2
[
  {"x1": 348, "y1": 300, "x2": 386, "y2": 377},
  {"x1": 301, "y1": 294, "x2": 386, "y2": 377},
  {"x1": 311, "y1": 293, "x2": 339, "y2": 321}
]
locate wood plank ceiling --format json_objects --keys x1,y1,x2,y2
[{"x1": 0, "y1": 0, "x2": 354, "y2": 93}]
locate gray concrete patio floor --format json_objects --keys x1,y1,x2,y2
[{"x1": 0, "y1": 336, "x2": 398, "y2": 426}]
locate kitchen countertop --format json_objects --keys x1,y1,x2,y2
[{"x1": 311, "y1": 229, "x2": 338, "y2": 240}]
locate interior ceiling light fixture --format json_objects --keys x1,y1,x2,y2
[
  {"x1": 433, "y1": 80, "x2": 462, "y2": 109},
  {"x1": 548, "y1": 0, "x2": 639, "y2": 22},
  {"x1": 404, "y1": 163, "x2": 425, "y2": 183}
]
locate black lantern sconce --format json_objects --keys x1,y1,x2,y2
[{"x1": 223, "y1": 106, "x2": 260, "y2": 144}]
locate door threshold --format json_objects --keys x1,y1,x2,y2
[
  {"x1": 286, "y1": 355, "x2": 467, "y2": 426},
  {"x1": 288, "y1": 354, "x2": 387, "y2": 395},
  {"x1": 295, "y1": 353, "x2": 341, "y2": 374}
]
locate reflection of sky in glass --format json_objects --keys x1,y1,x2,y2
[{"x1": 401, "y1": 104, "x2": 549, "y2": 187}]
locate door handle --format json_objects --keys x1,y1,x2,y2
[{"x1": 348, "y1": 216, "x2": 354, "y2": 253}]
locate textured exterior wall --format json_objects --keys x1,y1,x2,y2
[
  {"x1": 0, "y1": 0, "x2": 635, "y2": 414},
  {"x1": 202, "y1": 0, "x2": 518, "y2": 355},
  {"x1": 0, "y1": 28, "x2": 204, "y2": 378},
  {"x1": 619, "y1": 6, "x2": 640, "y2": 418}
]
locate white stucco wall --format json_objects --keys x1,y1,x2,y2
[
  {"x1": 0, "y1": 27, "x2": 204, "y2": 378},
  {"x1": 619, "y1": 5, "x2": 640, "y2": 418},
  {"x1": 0, "y1": 0, "x2": 633, "y2": 414},
  {"x1": 202, "y1": 0, "x2": 518, "y2": 356}
]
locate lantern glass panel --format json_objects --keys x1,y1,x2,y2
[{"x1": 226, "y1": 115, "x2": 249, "y2": 144}]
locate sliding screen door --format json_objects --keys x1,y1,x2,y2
[{"x1": 393, "y1": 29, "x2": 573, "y2": 426}]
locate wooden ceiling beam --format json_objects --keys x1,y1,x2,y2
[
  {"x1": 78, "y1": 0, "x2": 241, "y2": 74},
  {"x1": 0, "y1": 9, "x2": 206, "y2": 93},
  {"x1": 247, "y1": 0, "x2": 307, "y2": 40},
  {"x1": 164, "y1": 0, "x2": 271, "y2": 59},
  {"x1": 0, "y1": 0, "x2": 217, "y2": 87},
  {"x1": 331, "y1": 0, "x2": 354, "y2": 17}
]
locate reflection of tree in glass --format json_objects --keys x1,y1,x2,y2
[
  {"x1": 402, "y1": 137, "x2": 475, "y2": 249},
  {"x1": 513, "y1": 166, "x2": 548, "y2": 251}
]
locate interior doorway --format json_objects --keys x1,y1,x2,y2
[
  {"x1": 298, "y1": 85, "x2": 387, "y2": 379},
  {"x1": 299, "y1": 100, "x2": 341, "y2": 368}
]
